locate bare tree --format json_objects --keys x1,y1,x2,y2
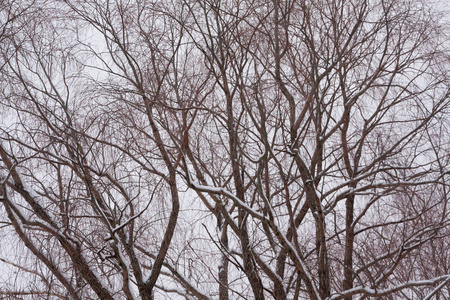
[{"x1": 0, "y1": 0, "x2": 449, "y2": 299}]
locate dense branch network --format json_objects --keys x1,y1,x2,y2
[{"x1": 0, "y1": 0, "x2": 449, "y2": 299}]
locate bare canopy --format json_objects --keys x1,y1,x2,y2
[{"x1": 0, "y1": 0, "x2": 449, "y2": 299}]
